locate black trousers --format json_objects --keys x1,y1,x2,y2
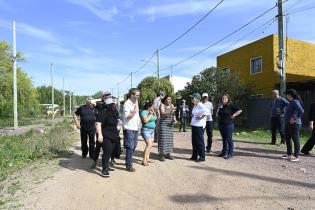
[
  {"x1": 179, "y1": 117, "x2": 187, "y2": 131},
  {"x1": 271, "y1": 117, "x2": 285, "y2": 143},
  {"x1": 191, "y1": 126, "x2": 205, "y2": 160},
  {"x1": 94, "y1": 140, "x2": 117, "y2": 162},
  {"x1": 301, "y1": 127, "x2": 315, "y2": 153},
  {"x1": 205, "y1": 121, "x2": 213, "y2": 150},
  {"x1": 101, "y1": 139, "x2": 115, "y2": 171},
  {"x1": 285, "y1": 124, "x2": 301, "y2": 157},
  {"x1": 80, "y1": 127, "x2": 96, "y2": 158}
]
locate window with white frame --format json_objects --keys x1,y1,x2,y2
[
  {"x1": 250, "y1": 57, "x2": 262, "y2": 74},
  {"x1": 222, "y1": 67, "x2": 230, "y2": 74},
  {"x1": 250, "y1": 94, "x2": 263, "y2": 100}
]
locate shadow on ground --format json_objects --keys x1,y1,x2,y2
[
  {"x1": 189, "y1": 165, "x2": 315, "y2": 189},
  {"x1": 169, "y1": 193, "x2": 312, "y2": 203}
]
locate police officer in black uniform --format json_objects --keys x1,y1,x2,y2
[{"x1": 74, "y1": 97, "x2": 96, "y2": 159}]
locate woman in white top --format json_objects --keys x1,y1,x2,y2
[{"x1": 190, "y1": 93, "x2": 209, "y2": 162}]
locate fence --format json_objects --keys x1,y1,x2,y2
[{"x1": 246, "y1": 90, "x2": 315, "y2": 129}]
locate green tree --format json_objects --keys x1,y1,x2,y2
[
  {"x1": 179, "y1": 67, "x2": 253, "y2": 123},
  {"x1": 137, "y1": 76, "x2": 175, "y2": 107},
  {"x1": 0, "y1": 41, "x2": 39, "y2": 118}
]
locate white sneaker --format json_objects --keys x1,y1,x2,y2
[{"x1": 289, "y1": 156, "x2": 299, "y2": 162}]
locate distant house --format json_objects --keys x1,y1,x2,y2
[
  {"x1": 217, "y1": 34, "x2": 315, "y2": 99},
  {"x1": 162, "y1": 75, "x2": 191, "y2": 92}
]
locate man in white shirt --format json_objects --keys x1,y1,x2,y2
[
  {"x1": 202, "y1": 93, "x2": 214, "y2": 153},
  {"x1": 190, "y1": 93, "x2": 209, "y2": 162},
  {"x1": 153, "y1": 91, "x2": 165, "y2": 142},
  {"x1": 123, "y1": 88, "x2": 141, "y2": 172}
]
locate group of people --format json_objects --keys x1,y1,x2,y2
[
  {"x1": 270, "y1": 89, "x2": 315, "y2": 161},
  {"x1": 73, "y1": 87, "x2": 314, "y2": 178}
]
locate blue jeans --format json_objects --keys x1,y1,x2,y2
[
  {"x1": 219, "y1": 123, "x2": 235, "y2": 156},
  {"x1": 191, "y1": 126, "x2": 205, "y2": 160},
  {"x1": 285, "y1": 123, "x2": 301, "y2": 157},
  {"x1": 123, "y1": 129, "x2": 138, "y2": 167}
]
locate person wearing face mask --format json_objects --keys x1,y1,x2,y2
[
  {"x1": 217, "y1": 94, "x2": 242, "y2": 159},
  {"x1": 94, "y1": 94, "x2": 120, "y2": 177}
]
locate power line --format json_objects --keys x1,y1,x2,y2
[
  {"x1": 133, "y1": 51, "x2": 157, "y2": 74},
  {"x1": 160, "y1": 4, "x2": 278, "y2": 72},
  {"x1": 161, "y1": 17, "x2": 278, "y2": 77},
  {"x1": 160, "y1": 17, "x2": 278, "y2": 78},
  {"x1": 159, "y1": 0, "x2": 224, "y2": 52},
  {"x1": 288, "y1": 4, "x2": 315, "y2": 15},
  {"x1": 286, "y1": 0, "x2": 306, "y2": 11}
]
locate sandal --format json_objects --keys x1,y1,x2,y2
[{"x1": 141, "y1": 161, "x2": 149, "y2": 166}]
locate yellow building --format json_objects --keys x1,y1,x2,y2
[{"x1": 217, "y1": 34, "x2": 315, "y2": 98}]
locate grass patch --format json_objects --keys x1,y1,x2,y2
[
  {"x1": 0, "y1": 124, "x2": 76, "y2": 182},
  {"x1": 174, "y1": 123, "x2": 313, "y2": 151},
  {"x1": 0, "y1": 117, "x2": 49, "y2": 128},
  {"x1": 232, "y1": 128, "x2": 310, "y2": 145}
]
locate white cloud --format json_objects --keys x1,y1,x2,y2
[
  {"x1": 66, "y1": 0, "x2": 119, "y2": 22},
  {"x1": 0, "y1": 19, "x2": 58, "y2": 43},
  {"x1": 41, "y1": 44, "x2": 73, "y2": 55},
  {"x1": 137, "y1": 0, "x2": 272, "y2": 20},
  {"x1": 76, "y1": 46, "x2": 93, "y2": 54}
]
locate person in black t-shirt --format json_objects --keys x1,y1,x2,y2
[
  {"x1": 301, "y1": 102, "x2": 315, "y2": 155},
  {"x1": 95, "y1": 96, "x2": 120, "y2": 177},
  {"x1": 74, "y1": 97, "x2": 97, "y2": 159},
  {"x1": 217, "y1": 94, "x2": 242, "y2": 159}
]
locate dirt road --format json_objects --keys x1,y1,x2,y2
[{"x1": 16, "y1": 131, "x2": 315, "y2": 210}]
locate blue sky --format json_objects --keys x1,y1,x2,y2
[{"x1": 0, "y1": 0, "x2": 314, "y2": 95}]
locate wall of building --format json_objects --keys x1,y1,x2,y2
[
  {"x1": 217, "y1": 34, "x2": 315, "y2": 98},
  {"x1": 217, "y1": 34, "x2": 277, "y2": 97},
  {"x1": 273, "y1": 35, "x2": 315, "y2": 83}
]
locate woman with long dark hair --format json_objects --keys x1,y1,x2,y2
[
  {"x1": 95, "y1": 96, "x2": 120, "y2": 177},
  {"x1": 281, "y1": 89, "x2": 304, "y2": 162},
  {"x1": 140, "y1": 101, "x2": 157, "y2": 166},
  {"x1": 217, "y1": 94, "x2": 242, "y2": 159},
  {"x1": 158, "y1": 95, "x2": 177, "y2": 161}
]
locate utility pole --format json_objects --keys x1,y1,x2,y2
[
  {"x1": 277, "y1": 0, "x2": 286, "y2": 96},
  {"x1": 156, "y1": 48, "x2": 160, "y2": 81},
  {"x1": 130, "y1": 72, "x2": 133, "y2": 89},
  {"x1": 51, "y1": 63, "x2": 54, "y2": 120},
  {"x1": 12, "y1": 21, "x2": 18, "y2": 129},
  {"x1": 63, "y1": 77, "x2": 65, "y2": 118}
]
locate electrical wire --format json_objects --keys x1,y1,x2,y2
[
  {"x1": 160, "y1": 4, "x2": 278, "y2": 72},
  {"x1": 159, "y1": 0, "x2": 224, "y2": 52},
  {"x1": 133, "y1": 51, "x2": 157, "y2": 74}
]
